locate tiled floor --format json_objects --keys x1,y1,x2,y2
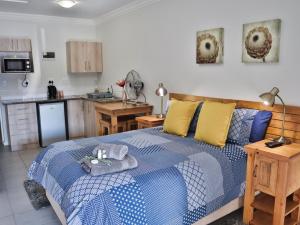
[{"x1": 0, "y1": 145, "x2": 61, "y2": 225}]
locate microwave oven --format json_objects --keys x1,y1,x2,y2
[{"x1": 2, "y1": 58, "x2": 33, "y2": 73}]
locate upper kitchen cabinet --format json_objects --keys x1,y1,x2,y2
[
  {"x1": 0, "y1": 38, "x2": 32, "y2": 52},
  {"x1": 66, "y1": 41, "x2": 103, "y2": 73}
]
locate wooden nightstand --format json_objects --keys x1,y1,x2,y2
[
  {"x1": 243, "y1": 140, "x2": 300, "y2": 225},
  {"x1": 135, "y1": 115, "x2": 165, "y2": 129}
]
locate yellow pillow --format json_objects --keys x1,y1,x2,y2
[
  {"x1": 163, "y1": 100, "x2": 199, "y2": 137},
  {"x1": 194, "y1": 101, "x2": 236, "y2": 147}
]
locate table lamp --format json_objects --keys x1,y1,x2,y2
[
  {"x1": 259, "y1": 87, "x2": 289, "y2": 144},
  {"x1": 155, "y1": 83, "x2": 168, "y2": 118}
]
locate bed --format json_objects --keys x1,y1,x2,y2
[
  {"x1": 29, "y1": 93, "x2": 292, "y2": 225},
  {"x1": 29, "y1": 126, "x2": 246, "y2": 225}
]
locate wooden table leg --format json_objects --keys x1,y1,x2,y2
[
  {"x1": 111, "y1": 115, "x2": 118, "y2": 134},
  {"x1": 137, "y1": 122, "x2": 142, "y2": 129},
  {"x1": 243, "y1": 151, "x2": 256, "y2": 224},
  {"x1": 96, "y1": 112, "x2": 102, "y2": 136},
  {"x1": 273, "y1": 161, "x2": 288, "y2": 225}
]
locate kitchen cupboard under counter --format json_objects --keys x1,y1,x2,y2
[
  {"x1": 0, "y1": 96, "x2": 123, "y2": 150},
  {"x1": 6, "y1": 103, "x2": 39, "y2": 151}
]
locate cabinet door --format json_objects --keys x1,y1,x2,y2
[
  {"x1": 0, "y1": 38, "x2": 11, "y2": 51},
  {"x1": 83, "y1": 100, "x2": 90, "y2": 137},
  {"x1": 0, "y1": 38, "x2": 15, "y2": 51},
  {"x1": 0, "y1": 38, "x2": 31, "y2": 52},
  {"x1": 67, "y1": 100, "x2": 85, "y2": 139},
  {"x1": 15, "y1": 39, "x2": 32, "y2": 52},
  {"x1": 83, "y1": 101, "x2": 97, "y2": 137},
  {"x1": 253, "y1": 154, "x2": 278, "y2": 196},
  {"x1": 89, "y1": 101, "x2": 97, "y2": 136},
  {"x1": 86, "y1": 42, "x2": 102, "y2": 73},
  {"x1": 66, "y1": 41, "x2": 87, "y2": 73}
]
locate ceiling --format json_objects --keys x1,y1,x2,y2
[{"x1": 0, "y1": 0, "x2": 140, "y2": 19}]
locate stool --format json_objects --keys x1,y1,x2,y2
[
  {"x1": 127, "y1": 119, "x2": 138, "y2": 131},
  {"x1": 99, "y1": 119, "x2": 127, "y2": 136}
]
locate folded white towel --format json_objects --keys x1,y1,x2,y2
[
  {"x1": 92, "y1": 143, "x2": 128, "y2": 160},
  {"x1": 81, "y1": 154, "x2": 138, "y2": 176}
]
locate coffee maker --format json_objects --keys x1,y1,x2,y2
[{"x1": 47, "y1": 80, "x2": 57, "y2": 99}]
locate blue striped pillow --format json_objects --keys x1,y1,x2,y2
[{"x1": 227, "y1": 108, "x2": 258, "y2": 146}]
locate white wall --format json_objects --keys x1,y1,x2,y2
[
  {"x1": 96, "y1": 0, "x2": 300, "y2": 113},
  {"x1": 0, "y1": 13, "x2": 99, "y2": 99}
]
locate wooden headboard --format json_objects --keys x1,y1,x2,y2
[{"x1": 169, "y1": 93, "x2": 300, "y2": 144}]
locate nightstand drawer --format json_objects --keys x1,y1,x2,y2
[{"x1": 253, "y1": 153, "x2": 278, "y2": 196}]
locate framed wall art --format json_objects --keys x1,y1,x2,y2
[
  {"x1": 196, "y1": 28, "x2": 224, "y2": 64},
  {"x1": 242, "y1": 19, "x2": 281, "y2": 63}
]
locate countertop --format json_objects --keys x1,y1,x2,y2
[{"x1": 0, "y1": 95, "x2": 122, "y2": 105}]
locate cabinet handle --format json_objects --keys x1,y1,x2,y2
[
  {"x1": 16, "y1": 128, "x2": 29, "y2": 131},
  {"x1": 16, "y1": 108, "x2": 27, "y2": 111},
  {"x1": 253, "y1": 165, "x2": 258, "y2": 178},
  {"x1": 18, "y1": 118, "x2": 28, "y2": 121}
]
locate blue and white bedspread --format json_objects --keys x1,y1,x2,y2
[{"x1": 28, "y1": 127, "x2": 247, "y2": 225}]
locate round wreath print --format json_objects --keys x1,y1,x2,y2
[
  {"x1": 242, "y1": 19, "x2": 281, "y2": 63},
  {"x1": 196, "y1": 28, "x2": 223, "y2": 64},
  {"x1": 245, "y1": 26, "x2": 272, "y2": 62},
  {"x1": 197, "y1": 34, "x2": 219, "y2": 63}
]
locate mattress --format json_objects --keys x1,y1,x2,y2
[{"x1": 28, "y1": 127, "x2": 247, "y2": 225}]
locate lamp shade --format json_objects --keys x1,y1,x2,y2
[
  {"x1": 155, "y1": 83, "x2": 168, "y2": 97},
  {"x1": 259, "y1": 87, "x2": 279, "y2": 106}
]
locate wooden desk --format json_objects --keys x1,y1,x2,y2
[{"x1": 94, "y1": 102, "x2": 153, "y2": 134}]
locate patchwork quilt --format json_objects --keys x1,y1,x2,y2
[{"x1": 28, "y1": 127, "x2": 247, "y2": 225}]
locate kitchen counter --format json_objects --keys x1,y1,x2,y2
[
  {"x1": 0, "y1": 95, "x2": 82, "y2": 105},
  {"x1": 0, "y1": 95, "x2": 122, "y2": 105}
]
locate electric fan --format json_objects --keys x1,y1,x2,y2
[{"x1": 124, "y1": 70, "x2": 146, "y2": 104}]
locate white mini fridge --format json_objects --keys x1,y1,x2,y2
[{"x1": 37, "y1": 101, "x2": 69, "y2": 147}]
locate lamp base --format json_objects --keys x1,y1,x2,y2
[
  {"x1": 156, "y1": 114, "x2": 165, "y2": 119},
  {"x1": 275, "y1": 136, "x2": 291, "y2": 145}
]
